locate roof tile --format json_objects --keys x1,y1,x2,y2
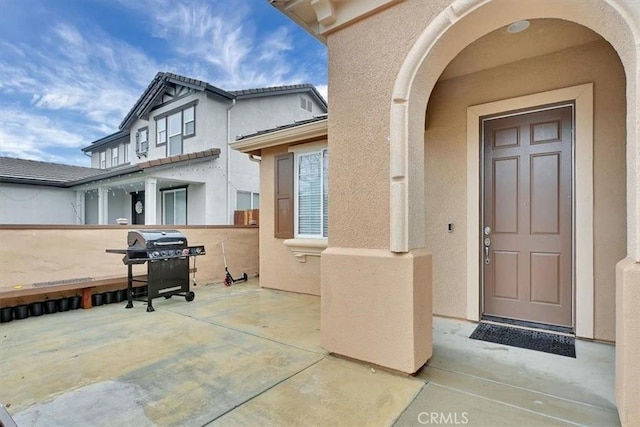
[{"x1": 0, "y1": 157, "x2": 104, "y2": 183}]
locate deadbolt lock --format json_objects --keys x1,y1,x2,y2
[{"x1": 484, "y1": 226, "x2": 491, "y2": 236}]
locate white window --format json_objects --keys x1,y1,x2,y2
[
  {"x1": 162, "y1": 188, "x2": 187, "y2": 225},
  {"x1": 112, "y1": 146, "x2": 119, "y2": 166},
  {"x1": 136, "y1": 128, "x2": 148, "y2": 155},
  {"x1": 156, "y1": 118, "x2": 167, "y2": 145},
  {"x1": 99, "y1": 151, "x2": 106, "y2": 169},
  {"x1": 168, "y1": 112, "x2": 182, "y2": 156},
  {"x1": 155, "y1": 104, "x2": 195, "y2": 154},
  {"x1": 295, "y1": 148, "x2": 328, "y2": 238},
  {"x1": 123, "y1": 143, "x2": 130, "y2": 163},
  {"x1": 183, "y1": 106, "x2": 195, "y2": 136},
  {"x1": 237, "y1": 191, "x2": 260, "y2": 210}
]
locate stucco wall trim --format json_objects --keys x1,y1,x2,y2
[
  {"x1": 466, "y1": 83, "x2": 594, "y2": 338},
  {"x1": 283, "y1": 237, "x2": 328, "y2": 262}
]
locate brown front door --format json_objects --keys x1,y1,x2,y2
[{"x1": 482, "y1": 105, "x2": 573, "y2": 327}]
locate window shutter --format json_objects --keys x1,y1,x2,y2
[{"x1": 274, "y1": 153, "x2": 294, "y2": 238}]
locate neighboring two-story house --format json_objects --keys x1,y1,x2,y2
[{"x1": 0, "y1": 72, "x2": 326, "y2": 225}]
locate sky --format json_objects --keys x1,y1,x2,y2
[{"x1": 0, "y1": 0, "x2": 327, "y2": 166}]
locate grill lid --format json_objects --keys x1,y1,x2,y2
[{"x1": 128, "y1": 230, "x2": 187, "y2": 249}]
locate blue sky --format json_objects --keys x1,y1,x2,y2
[{"x1": 0, "y1": 0, "x2": 327, "y2": 166}]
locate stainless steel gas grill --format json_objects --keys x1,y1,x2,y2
[{"x1": 106, "y1": 230, "x2": 206, "y2": 312}]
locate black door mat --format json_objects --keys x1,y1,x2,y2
[{"x1": 469, "y1": 322, "x2": 576, "y2": 358}]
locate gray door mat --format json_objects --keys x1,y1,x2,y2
[{"x1": 469, "y1": 322, "x2": 576, "y2": 358}]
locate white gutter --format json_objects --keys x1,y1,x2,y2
[{"x1": 226, "y1": 99, "x2": 237, "y2": 224}]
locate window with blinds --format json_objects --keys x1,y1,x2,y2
[{"x1": 297, "y1": 148, "x2": 328, "y2": 238}]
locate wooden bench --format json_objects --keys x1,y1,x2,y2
[
  {"x1": 0, "y1": 268, "x2": 198, "y2": 309},
  {"x1": 0, "y1": 275, "x2": 142, "y2": 309}
]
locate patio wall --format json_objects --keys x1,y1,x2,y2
[
  {"x1": 258, "y1": 144, "x2": 325, "y2": 296},
  {"x1": 0, "y1": 225, "x2": 258, "y2": 303}
]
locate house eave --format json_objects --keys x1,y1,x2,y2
[
  {"x1": 231, "y1": 118, "x2": 328, "y2": 154},
  {"x1": 81, "y1": 131, "x2": 130, "y2": 153},
  {"x1": 67, "y1": 165, "x2": 142, "y2": 187},
  {"x1": 269, "y1": 0, "x2": 403, "y2": 43},
  {"x1": 0, "y1": 176, "x2": 68, "y2": 187},
  {"x1": 70, "y1": 148, "x2": 222, "y2": 187}
]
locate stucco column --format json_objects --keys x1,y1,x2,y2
[
  {"x1": 97, "y1": 187, "x2": 108, "y2": 225},
  {"x1": 321, "y1": 248, "x2": 432, "y2": 373},
  {"x1": 615, "y1": 258, "x2": 640, "y2": 426},
  {"x1": 75, "y1": 191, "x2": 85, "y2": 224},
  {"x1": 144, "y1": 178, "x2": 157, "y2": 225}
]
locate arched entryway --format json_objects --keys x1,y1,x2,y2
[{"x1": 389, "y1": 0, "x2": 639, "y2": 423}]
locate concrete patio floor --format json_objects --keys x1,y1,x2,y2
[{"x1": 0, "y1": 279, "x2": 619, "y2": 426}]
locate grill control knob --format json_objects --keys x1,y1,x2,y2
[
  {"x1": 153, "y1": 251, "x2": 159, "y2": 258},
  {"x1": 161, "y1": 250, "x2": 167, "y2": 257}
]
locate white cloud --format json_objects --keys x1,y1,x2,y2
[
  {"x1": 0, "y1": 0, "x2": 327, "y2": 164},
  {"x1": 121, "y1": 0, "x2": 311, "y2": 90},
  {"x1": 0, "y1": 108, "x2": 95, "y2": 165},
  {"x1": 0, "y1": 108, "x2": 92, "y2": 163},
  {"x1": 315, "y1": 84, "x2": 328, "y2": 103},
  {"x1": 0, "y1": 23, "x2": 158, "y2": 134}
]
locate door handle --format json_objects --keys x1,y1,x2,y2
[{"x1": 483, "y1": 237, "x2": 491, "y2": 265}]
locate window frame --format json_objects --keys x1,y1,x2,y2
[
  {"x1": 99, "y1": 151, "x2": 106, "y2": 169},
  {"x1": 123, "y1": 143, "x2": 130, "y2": 164},
  {"x1": 167, "y1": 111, "x2": 182, "y2": 156},
  {"x1": 291, "y1": 143, "x2": 328, "y2": 239},
  {"x1": 153, "y1": 100, "x2": 198, "y2": 156},
  {"x1": 161, "y1": 187, "x2": 188, "y2": 225},
  {"x1": 237, "y1": 191, "x2": 260, "y2": 210},
  {"x1": 156, "y1": 117, "x2": 167, "y2": 147},
  {"x1": 136, "y1": 127, "x2": 149, "y2": 156},
  {"x1": 183, "y1": 105, "x2": 195, "y2": 137},
  {"x1": 112, "y1": 146, "x2": 119, "y2": 166}
]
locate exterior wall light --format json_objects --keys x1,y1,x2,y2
[{"x1": 507, "y1": 20, "x2": 530, "y2": 33}]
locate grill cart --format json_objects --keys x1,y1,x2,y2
[{"x1": 106, "y1": 230, "x2": 206, "y2": 312}]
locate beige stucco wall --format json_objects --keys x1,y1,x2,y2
[
  {"x1": 328, "y1": 0, "x2": 452, "y2": 250},
  {"x1": 328, "y1": 2, "x2": 627, "y2": 342},
  {"x1": 0, "y1": 225, "x2": 258, "y2": 303},
  {"x1": 616, "y1": 258, "x2": 640, "y2": 424},
  {"x1": 424, "y1": 39, "x2": 626, "y2": 341},
  {"x1": 258, "y1": 145, "x2": 324, "y2": 296}
]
